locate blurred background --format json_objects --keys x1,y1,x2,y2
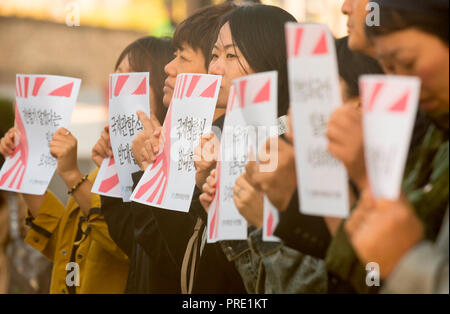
[{"x1": 0, "y1": 0, "x2": 347, "y2": 202}]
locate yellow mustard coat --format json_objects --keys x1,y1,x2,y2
[{"x1": 25, "y1": 168, "x2": 129, "y2": 294}]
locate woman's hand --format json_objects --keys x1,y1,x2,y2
[
  {"x1": 346, "y1": 190, "x2": 424, "y2": 279},
  {"x1": 233, "y1": 173, "x2": 264, "y2": 229},
  {"x1": 51, "y1": 127, "x2": 94, "y2": 216},
  {"x1": 199, "y1": 168, "x2": 217, "y2": 213},
  {"x1": 0, "y1": 128, "x2": 19, "y2": 157},
  {"x1": 195, "y1": 133, "x2": 219, "y2": 189},
  {"x1": 245, "y1": 137, "x2": 297, "y2": 212},
  {"x1": 327, "y1": 104, "x2": 367, "y2": 190},
  {"x1": 132, "y1": 111, "x2": 163, "y2": 171},
  {"x1": 92, "y1": 125, "x2": 113, "y2": 167},
  {"x1": 50, "y1": 127, "x2": 80, "y2": 183}
]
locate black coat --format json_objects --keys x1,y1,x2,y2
[
  {"x1": 130, "y1": 114, "x2": 246, "y2": 294},
  {"x1": 101, "y1": 115, "x2": 246, "y2": 294},
  {"x1": 101, "y1": 194, "x2": 181, "y2": 294}
]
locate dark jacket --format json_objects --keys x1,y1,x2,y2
[
  {"x1": 102, "y1": 115, "x2": 246, "y2": 294},
  {"x1": 101, "y1": 192, "x2": 180, "y2": 294},
  {"x1": 130, "y1": 114, "x2": 247, "y2": 294},
  {"x1": 274, "y1": 192, "x2": 332, "y2": 260}
]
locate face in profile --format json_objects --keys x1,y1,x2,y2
[
  {"x1": 374, "y1": 29, "x2": 449, "y2": 126},
  {"x1": 163, "y1": 45, "x2": 206, "y2": 107},
  {"x1": 342, "y1": 0, "x2": 373, "y2": 54},
  {"x1": 209, "y1": 22, "x2": 254, "y2": 109}
]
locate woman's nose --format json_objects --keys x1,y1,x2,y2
[
  {"x1": 165, "y1": 58, "x2": 178, "y2": 77},
  {"x1": 209, "y1": 59, "x2": 225, "y2": 76}
]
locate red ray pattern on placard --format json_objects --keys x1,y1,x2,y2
[
  {"x1": 32, "y1": 77, "x2": 46, "y2": 97},
  {"x1": 24, "y1": 77, "x2": 30, "y2": 98},
  {"x1": 98, "y1": 157, "x2": 120, "y2": 193},
  {"x1": 294, "y1": 27, "x2": 304, "y2": 57},
  {"x1": 239, "y1": 80, "x2": 247, "y2": 109},
  {"x1": 134, "y1": 105, "x2": 173, "y2": 205},
  {"x1": 389, "y1": 90, "x2": 410, "y2": 112},
  {"x1": 312, "y1": 32, "x2": 328, "y2": 55},
  {"x1": 17, "y1": 77, "x2": 22, "y2": 97},
  {"x1": 180, "y1": 75, "x2": 188, "y2": 100},
  {"x1": 366, "y1": 82, "x2": 385, "y2": 112},
  {"x1": 227, "y1": 86, "x2": 237, "y2": 113},
  {"x1": 133, "y1": 77, "x2": 147, "y2": 95},
  {"x1": 200, "y1": 80, "x2": 218, "y2": 98},
  {"x1": 253, "y1": 80, "x2": 271, "y2": 104},
  {"x1": 49, "y1": 82, "x2": 74, "y2": 98},
  {"x1": 99, "y1": 174, "x2": 120, "y2": 193},
  {"x1": 114, "y1": 75, "x2": 129, "y2": 97},
  {"x1": 209, "y1": 161, "x2": 221, "y2": 240},
  {"x1": 0, "y1": 104, "x2": 28, "y2": 189},
  {"x1": 266, "y1": 210, "x2": 274, "y2": 237},
  {"x1": 186, "y1": 75, "x2": 201, "y2": 98}
]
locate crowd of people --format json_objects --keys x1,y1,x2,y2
[{"x1": 0, "y1": 0, "x2": 448, "y2": 294}]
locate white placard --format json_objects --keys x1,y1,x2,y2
[
  {"x1": 0, "y1": 75, "x2": 80, "y2": 195},
  {"x1": 92, "y1": 73, "x2": 150, "y2": 201},
  {"x1": 360, "y1": 75, "x2": 421, "y2": 200},
  {"x1": 91, "y1": 157, "x2": 122, "y2": 198},
  {"x1": 208, "y1": 72, "x2": 278, "y2": 242},
  {"x1": 131, "y1": 73, "x2": 221, "y2": 212},
  {"x1": 286, "y1": 22, "x2": 349, "y2": 218}
]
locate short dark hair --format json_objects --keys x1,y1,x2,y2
[
  {"x1": 220, "y1": 4, "x2": 297, "y2": 117},
  {"x1": 172, "y1": 2, "x2": 238, "y2": 69},
  {"x1": 365, "y1": 8, "x2": 449, "y2": 44},
  {"x1": 115, "y1": 37, "x2": 174, "y2": 124},
  {"x1": 336, "y1": 37, "x2": 384, "y2": 98}
]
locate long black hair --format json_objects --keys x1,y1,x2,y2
[
  {"x1": 220, "y1": 4, "x2": 297, "y2": 117},
  {"x1": 115, "y1": 37, "x2": 174, "y2": 124}
]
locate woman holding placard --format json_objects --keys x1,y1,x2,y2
[
  {"x1": 346, "y1": 0, "x2": 449, "y2": 293},
  {"x1": 195, "y1": 4, "x2": 331, "y2": 294},
  {"x1": 0, "y1": 99, "x2": 129, "y2": 294},
  {"x1": 0, "y1": 36, "x2": 173, "y2": 294},
  {"x1": 92, "y1": 36, "x2": 177, "y2": 293},
  {"x1": 98, "y1": 3, "x2": 241, "y2": 293}
]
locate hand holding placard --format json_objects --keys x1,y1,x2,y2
[
  {"x1": 49, "y1": 127, "x2": 79, "y2": 181},
  {"x1": 0, "y1": 128, "x2": 19, "y2": 157},
  {"x1": 92, "y1": 72, "x2": 150, "y2": 202},
  {"x1": 194, "y1": 133, "x2": 220, "y2": 189},
  {"x1": 327, "y1": 105, "x2": 367, "y2": 190},
  {"x1": 360, "y1": 75, "x2": 421, "y2": 200},
  {"x1": 208, "y1": 72, "x2": 279, "y2": 242},
  {"x1": 0, "y1": 74, "x2": 81, "y2": 195},
  {"x1": 131, "y1": 73, "x2": 221, "y2": 212},
  {"x1": 286, "y1": 23, "x2": 350, "y2": 218},
  {"x1": 91, "y1": 125, "x2": 113, "y2": 168}
]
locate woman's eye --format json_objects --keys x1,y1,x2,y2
[
  {"x1": 211, "y1": 54, "x2": 218, "y2": 60},
  {"x1": 381, "y1": 61, "x2": 396, "y2": 74},
  {"x1": 401, "y1": 60, "x2": 415, "y2": 71},
  {"x1": 227, "y1": 54, "x2": 237, "y2": 59}
]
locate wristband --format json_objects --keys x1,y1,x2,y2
[{"x1": 68, "y1": 174, "x2": 89, "y2": 195}]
